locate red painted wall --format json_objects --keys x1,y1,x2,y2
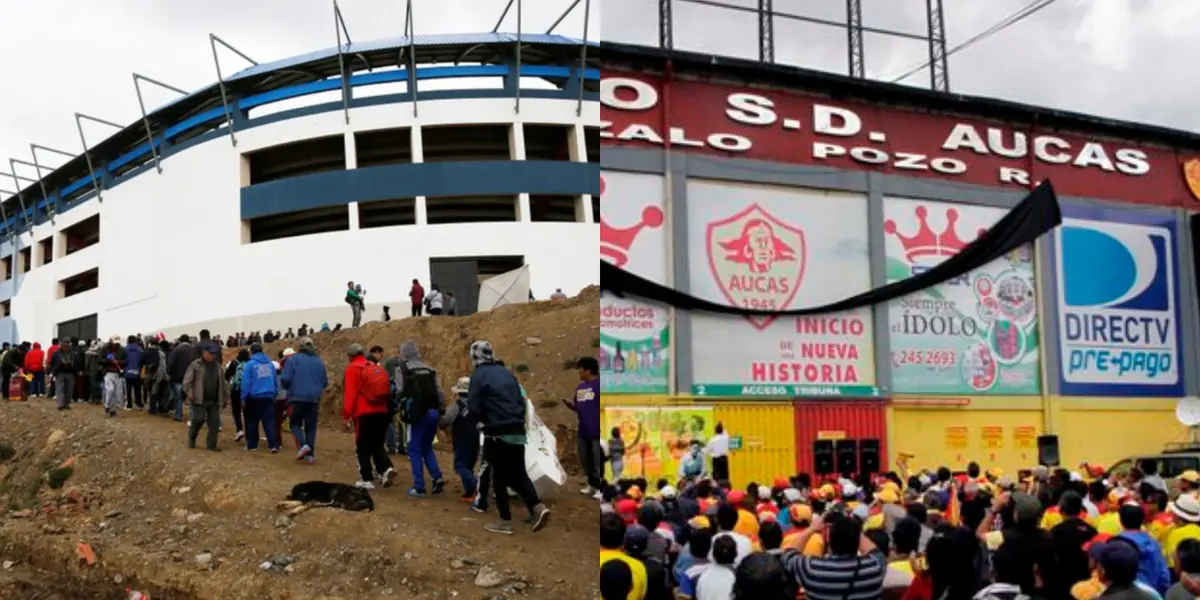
[
  {"x1": 793, "y1": 401, "x2": 888, "y2": 476},
  {"x1": 601, "y1": 70, "x2": 1200, "y2": 208}
]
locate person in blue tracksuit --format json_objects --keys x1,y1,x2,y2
[
  {"x1": 240, "y1": 343, "x2": 280, "y2": 452},
  {"x1": 124, "y1": 336, "x2": 145, "y2": 409},
  {"x1": 281, "y1": 336, "x2": 328, "y2": 464},
  {"x1": 396, "y1": 340, "x2": 446, "y2": 497},
  {"x1": 440, "y1": 376, "x2": 479, "y2": 501}
]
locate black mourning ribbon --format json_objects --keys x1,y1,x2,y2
[{"x1": 600, "y1": 180, "x2": 1062, "y2": 316}]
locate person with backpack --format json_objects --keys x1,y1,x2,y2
[
  {"x1": 440, "y1": 376, "x2": 479, "y2": 502},
  {"x1": 49, "y1": 339, "x2": 79, "y2": 411},
  {"x1": 342, "y1": 343, "x2": 396, "y2": 489},
  {"x1": 281, "y1": 337, "x2": 328, "y2": 465},
  {"x1": 381, "y1": 351, "x2": 408, "y2": 456},
  {"x1": 240, "y1": 343, "x2": 280, "y2": 452},
  {"x1": 396, "y1": 340, "x2": 446, "y2": 498}
]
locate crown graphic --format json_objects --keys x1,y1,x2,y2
[
  {"x1": 883, "y1": 206, "x2": 987, "y2": 262},
  {"x1": 601, "y1": 206, "x2": 665, "y2": 267}
]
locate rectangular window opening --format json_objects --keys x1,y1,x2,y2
[
  {"x1": 585, "y1": 126, "x2": 599, "y2": 163},
  {"x1": 524, "y1": 125, "x2": 572, "y2": 161},
  {"x1": 247, "y1": 135, "x2": 346, "y2": 185},
  {"x1": 18, "y1": 248, "x2": 30, "y2": 274},
  {"x1": 248, "y1": 205, "x2": 351, "y2": 244},
  {"x1": 0, "y1": 300, "x2": 9, "y2": 318},
  {"x1": 358, "y1": 198, "x2": 417, "y2": 229},
  {"x1": 37, "y1": 237, "x2": 53, "y2": 266},
  {"x1": 61, "y1": 214, "x2": 101, "y2": 257},
  {"x1": 60, "y1": 267, "x2": 99, "y2": 299},
  {"x1": 355, "y1": 128, "x2": 413, "y2": 169},
  {"x1": 1, "y1": 256, "x2": 10, "y2": 281},
  {"x1": 425, "y1": 196, "x2": 517, "y2": 225},
  {"x1": 529, "y1": 195, "x2": 580, "y2": 223},
  {"x1": 422, "y1": 125, "x2": 512, "y2": 162}
]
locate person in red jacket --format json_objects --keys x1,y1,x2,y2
[
  {"x1": 24, "y1": 342, "x2": 45, "y2": 397},
  {"x1": 343, "y1": 343, "x2": 396, "y2": 490},
  {"x1": 44, "y1": 339, "x2": 59, "y2": 398},
  {"x1": 409, "y1": 279, "x2": 425, "y2": 317}
]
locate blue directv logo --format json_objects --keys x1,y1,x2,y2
[{"x1": 1054, "y1": 211, "x2": 1181, "y2": 397}]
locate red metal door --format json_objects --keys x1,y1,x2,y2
[{"x1": 793, "y1": 401, "x2": 888, "y2": 476}]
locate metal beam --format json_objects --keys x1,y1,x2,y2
[
  {"x1": 675, "y1": 0, "x2": 927, "y2": 41},
  {"x1": 545, "y1": 0, "x2": 583, "y2": 34},
  {"x1": 406, "y1": 0, "x2": 417, "y2": 117},
  {"x1": 758, "y1": 0, "x2": 774, "y2": 64},
  {"x1": 3, "y1": 167, "x2": 31, "y2": 233},
  {"x1": 132, "y1": 73, "x2": 188, "y2": 174},
  {"x1": 659, "y1": 0, "x2": 673, "y2": 50},
  {"x1": 492, "y1": 0, "x2": 516, "y2": 32},
  {"x1": 926, "y1": 0, "x2": 950, "y2": 92},
  {"x1": 577, "y1": 0, "x2": 590, "y2": 116},
  {"x1": 514, "y1": 0, "x2": 522, "y2": 114},
  {"x1": 846, "y1": 0, "x2": 864, "y2": 78},
  {"x1": 209, "y1": 34, "x2": 258, "y2": 147},
  {"x1": 75, "y1": 112, "x2": 123, "y2": 203},
  {"x1": 25, "y1": 148, "x2": 56, "y2": 223},
  {"x1": 9, "y1": 158, "x2": 49, "y2": 210},
  {"x1": 334, "y1": 0, "x2": 353, "y2": 125}
]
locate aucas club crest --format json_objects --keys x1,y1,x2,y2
[{"x1": 705, "y1": 204, "x2": 806, "y2": 331}]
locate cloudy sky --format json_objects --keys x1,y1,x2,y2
[
  {"x1": 0, "y1": 0, "x2": 596, "y2": 190},
  {"x1": 602, "y1": 0, "x2": 1200, "y2": 133}
]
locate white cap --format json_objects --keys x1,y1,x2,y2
[
  {"x1": 757, "y1": 485, "x2": 772, "y2": 501},
  {"x1": 1069, "y1": 471, "x2": 1083, "y2": 482},
  {"x1": 842, "y1": 483, "x2": 860, "y2": 497},
  {"x1": 282, "y1": 348, "x2": 296, "y2": 357},
  {"x1": 660, "y1": 485, "x2": 678, "y2": 499},
  {"x1": 782, "y1": 488, "x2": 802, "y2": 503}
]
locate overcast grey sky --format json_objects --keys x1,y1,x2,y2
[
  {"x1": 0, "y1": 0, "x2": 596, "y2": 188},
  {"x1": 602, "y1": 0, "x2": 1200, "y2": 134}
]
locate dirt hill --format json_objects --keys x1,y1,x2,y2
[
  {"x1": 0, "y1": 400, "x2": 600, "y2": 600},
  {"x1": 227, "y1": 287, "x2": 599, "y2": 470}
]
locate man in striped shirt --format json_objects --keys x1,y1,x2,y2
[{"x1": 779, "y1": 511, "x2": 887, "y2": 600}]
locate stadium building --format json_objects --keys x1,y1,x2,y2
[
  {"x1": 600, "y1": 39, "x2": 1200, "y2": 484},
  {"x1": 0, "y1": 29, "x2": 599, "y2": 343}
]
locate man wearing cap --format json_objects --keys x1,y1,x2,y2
[
  {"x1": 240, "y1": 342, "x2": 281, "y2": 452},
  {"x1": 1178, "y1": 470, "x2": 1200, "y2": 498},
  {"x1": 343, "y1": 343, "x2": 397, "y2": 489},
  {"x1": 440, "y1": 375, "x2": 479, "y2": 502},
  {"x1": 1095, "y1": 538, "x2": 1160, "y2": 600},
  {"x1": 280, "y1": 337, "x2": 328, "y2": 464},
  {"x1": 182, "y1": 342, "x2": 229, "y2": 451}
]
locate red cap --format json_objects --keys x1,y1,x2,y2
[
  {"x1": 773, "y1": 478, "x2": 789, "y2": 489},
  {"x1": 727, "y1": 490, "x2": 746, "y2": 505},
  {"x1": 616, "y1": 498, "x2": 638, "y2": 524}
]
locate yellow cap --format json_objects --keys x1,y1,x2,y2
[
  {"x1": 688, "y1": 516, "x2": 710, "y2": 530},
  {"x1": 877, "y1": 488, "x2": 899, "y2": 504},
  {"x1": 1178, "y1": 470, "x2": 1200, "y2": 484}
]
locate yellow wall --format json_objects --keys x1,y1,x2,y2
[{"x1": 1055, "y1": 397, "x2": 1183, "y2": 469}]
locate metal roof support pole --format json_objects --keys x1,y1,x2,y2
[
  {"x1": 925, "y1": 0, "x2": 949, "y2": 92},
  {"x1": 75, "y1": 113, "x2": 123, "y2": 203},
  {"x1": 576, "y1": 0, "x2": 590, "y2": 116},
  {"x1": 758, "y1": 0, "x2": 774, "y2": 63},
  {"x1": 0, "y1": 199, "x2": 10, "y2": 244},
  {"x1": 31, "y1": 144, "x2": 75, "y2": 217},
  {"x1": 846, "y1": 0, "x2": 864, "y2": 78},
  {"x1": 334, "y1": 0, "x2": 354, "y2": 125},
  {"x1": 10, "y1": 158, "x2": 50, "y2": 213},
  {"x1": 659, "y1": 0, "x2": 673, "y2": 50},
  {"x1": 545, "y1": 0, "x2": 582, "y2": 33},
  {"x1": 132, "y1": 73, "x2": 189, "y2": 174},
  {"x1": 492, "y1": 0, "x2": 516, "y2": 32},
  {"x1": 514, "y1": 0, "x2": 522, "y2": 114},
  {"x1": 209, "y1": 34, "x2": 259, "y2": 147},
  {"x1": 406, "y1": 0, "x2": 418, "y2": 118},
  {"x1": 4, "y1": 168, "x2": 32, "y2": 234}
]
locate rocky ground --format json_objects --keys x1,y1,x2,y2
[{"x1": 0, "y1": 290, "x2": 600, "y2": 599}]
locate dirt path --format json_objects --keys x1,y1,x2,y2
[{"x1": 0, "y1": 399, "x2": 598, "y2": 600}]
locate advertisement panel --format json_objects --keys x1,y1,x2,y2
[
  {"x1": 688, "y1": 180, "x2": 877, "y2": 397},
  {"x1": 602, "y1": 406, "x2": 715, "y2": 479},
  {"x1": 1051, "y1": 207, "x2": 1183, "y2": 397},
  {"x1": 600, "y1": 171, "x2": 670, "y2": 393},
  {"x1": 884, "y1": 198, "x2": 1041, "y2": 394}
]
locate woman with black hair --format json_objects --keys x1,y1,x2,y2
[{"x1": 732, "y1": 552, "x2": 792, "y2": 600}]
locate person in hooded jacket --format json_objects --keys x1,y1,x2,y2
[
  {"x1": 440, "y1": 376, "x2": 479, "y2": 501},
  {"x1": 1117, "y1": 503, "x2": 1171, "y2": 596},
  {"x1": 396, "y1": 340, "x2": 446, "y2": 497},
  {"x1": 466, "y1": 340, "x2": 550, "y2": 535},
  {"x1": 84, "y1": 341, "x2": 103, "y2": 404},
  {"x1": 124, "y1": 336, "x2": 144, "y2": 410},
  {"x1": 425, "y1": 284, "x2": 445, "y2": 316},
  {"x1": 23, "y1": 342, "x2": 44, "y2": 397},
  {"x1": 225, "y1": 348, "x2": 251, "y2": 441},
  {"x1": 343, "y1": 343, "x2": 397, "y2": 489},
  {"x1": 240, "y1": 343, "x2": 280, "y2": 452},
  {"x1": 281, "y1": 337, "x2": 328, "y2": 464}
]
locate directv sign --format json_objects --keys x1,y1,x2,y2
[{"x1": 1051, "y1": 207, "x2": 1183, "y2": 397}]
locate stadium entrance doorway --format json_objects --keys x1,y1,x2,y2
[{"x1": 57, "y1": 313, "x2": 97, "y2": 342}]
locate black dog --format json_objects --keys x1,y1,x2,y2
[{"x1": 287, "y1": 481, "x2": 375, "y2": 512}]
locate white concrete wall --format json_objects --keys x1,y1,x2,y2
[{"x1": 0, "y1": 96, "x2": 600, "y2": 344}]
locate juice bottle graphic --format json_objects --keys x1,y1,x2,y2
[
  {"x1": 626, "y1": 345, "x2": 639, "y2": 371},
  {"x1": 651, "y1": 336, "x2": 663, "y2": 368},
  {"x1": 599, "y1": 346, "x2": 611, "y2": 371},
  {"x1": 613, "y1": 342, "x2": 625, "y2": 373},
  {"x1": 639, "y1": 346, "x2": 650, "y2": 369}
]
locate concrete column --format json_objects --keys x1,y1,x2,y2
[
  {"x1": 411, "y1": 126, "x2": 424, "y2": 163},
  {"x1": 344, "y1": 131, "x2": 358, "y2": 169},
  {"x1": 415, "y1": 196, "x2": 428, "y2": 225},
  {"x1": 578, "y1": 195, "x2": 594, "y2": 223},
  {"x1": 517, "y1": 194, "x2": 532, "y2": 223},
  {"x1": 569, "y1": 124, "x2": 587, "y2": 162}
]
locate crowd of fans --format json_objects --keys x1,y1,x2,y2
[{"x1": 598, "y1": 455, "x2": 1200, "y2": 600}]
